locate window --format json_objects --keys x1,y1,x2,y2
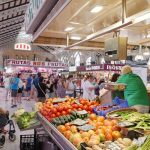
[{"x1": 86, "y1": 57, "x2": 91, "y2": 65}]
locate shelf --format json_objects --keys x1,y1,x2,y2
[{"x1": 37, "y1": 112, "x2": 78, "y2": 150}]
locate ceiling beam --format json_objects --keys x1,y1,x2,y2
[
  {"x1": 33, "y1": 36, "x2": 104, "y2": 49},
  {"x1": 32, "y1": 0, "x2": 71, "y2": 41}
]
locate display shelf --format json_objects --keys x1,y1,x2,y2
[{"x1": 37, "y1": 112, "x2": 78, "y2": 150}]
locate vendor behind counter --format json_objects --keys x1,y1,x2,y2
[{"x1": 116, "y1": 65, "x2": 150, "y2": 113}]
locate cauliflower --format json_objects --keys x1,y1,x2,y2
[{"x1": 14, "y1": 108, "x2": 25, "y2": 118}]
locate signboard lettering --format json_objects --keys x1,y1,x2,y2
[{"x1": 6, "y1": 59, "x2": 68, "y2": 69}]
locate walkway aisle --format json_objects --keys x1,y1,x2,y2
[{"x1": 0, "y1": 96, "x2": 35, "y2": 150}]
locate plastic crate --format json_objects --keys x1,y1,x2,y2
[
  {"x1": 36, "y1": 134, "x2": 60, "y2": 150},
  {"x1": 20, "y1": 134, "x2": 35, "y2": 150},
  {"x1": 93, "y1": 97, "x2": 128, "y2": 116}
]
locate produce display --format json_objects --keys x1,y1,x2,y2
[
  {"x1": 37, "y1": 97, "x2": 150, "y2": 150},
  {"x1": 56, "y1": 114, "x2": 123, "y2": 149},
  {"x1": 12, "y1": 108, "x2": 37, "y2": 129},
  {"x1": 107, "y1": 110, "x2": 150, "y2": 131},
  {"x1": 39, "y1": 97, "x2": 99, "y2": 122}
]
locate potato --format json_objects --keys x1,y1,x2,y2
[{"x1": 99, "y1": 143, "x2": 106, "y2": 148}]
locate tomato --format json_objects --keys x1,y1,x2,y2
[
  {"x1": 52, "y1": 108, "x2": 57, "y2": 113},
  {"x1": 51, "y1": 114, "x2": 56, "y2": 118},
  {"x1": 62, "y1": 111, "x2": 67, "y2": 115},
  {"x1": 78, "y1": 108, "x2": 82, "y2": 111},
  {"x1": 83, "y1": 105, "x2": 87, "y2": 110},
  {"x1": 67, "y1": 109, "x2": 72, "y2": 113},
  {"x1": 56, "y1": 112, "x2": 61, "y2": 117}
]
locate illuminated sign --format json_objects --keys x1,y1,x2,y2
[{"x1": 14, "y1": 43, "x2": 31, "y2": 51}]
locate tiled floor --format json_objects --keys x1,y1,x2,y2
[{"x1": 0, "y1": 88, "x2": 35, "y2": 150}]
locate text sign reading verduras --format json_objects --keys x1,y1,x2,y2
[{"x1": 6, "y1": 59, "x2": 68, "y2": 68}]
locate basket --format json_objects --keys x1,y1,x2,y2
[
  {"x1": 106, "y1": 108, "x2": 137, "y2": 119},
  {"x1": 20, "y1": 134, "x2": 35, "y2": 150},
  {"x1": 93, "y1": 97, "x2": 129, "y2": 117},
  {"x1": 36, "y1": 134, "x2": 59, "y2": 150}
]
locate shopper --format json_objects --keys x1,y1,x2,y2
[
  {"x1": 65, "y1": 75, "x2": 75, "y2": 97},
  {"x1": 17, "y1": 74, "x2": 23, "y2": 104},
  {"x1": 111, "y1": 73, "x2": 120, "y2": 82},
  {"x1": 116, "y1": 65, "x2": 150, "y2": 113},
  {"x1": 10, "y1": 73, "x2": 19, "y2": 108},
  {"x1": 25, "y1": 74, "x2": 32, "y2": 101},
  {"x1": 46, "y1": 76, "x2": 55, "y2": 98},
  {"x1": 37, "y1": 76, "x2": 47, "y2": 102},
  {"x1": 83, "y1": 75, "x2": 96, "y2": 100},
  {"x1": 56, "y1": 77, "x2": 66, "y2": 98},
  {"x1": 3, "y1": 74, "x2": 10, "y2": 101}
]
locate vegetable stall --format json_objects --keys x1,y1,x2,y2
[{"x1": 18, "y1": 97, "x2": 150, "y2": 150}]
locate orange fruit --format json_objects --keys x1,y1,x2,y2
[{"x1": 89, "y1": 114, "x2": 97, "y2": 120}]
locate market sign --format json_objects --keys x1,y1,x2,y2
[
  {"x1": 14, "y1": 43, "x2": 31, "y2": 51},
  {"x1": 77, "y1": 64, "x2": 123, "y2": 72},
  {"x1": 6, "y1": 59, "x2": 68, "y2": 68}
]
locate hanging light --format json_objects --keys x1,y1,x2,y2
[
  {"x1": 135, "y1": 45, "x2": 144, "y2": 61},
  {"x1": 143, "y1": 47, "x2": 150, "y2": 56}
]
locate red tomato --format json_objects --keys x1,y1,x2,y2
[
  {"x1": 51, "y1": 114, "x2": 56, "y2": 118},
  {"x1": 67, "y1": 109, "x2": 72, "y2": 113},
  {"x1": 56, "y1": 112, "x2": 61, "y2": 117},
  {"x1": 62, "y1": 111, "x2": 67, "y2": 115},
  {"x1": 52, "y1": 108, "x2": 57, "y2": 113}
]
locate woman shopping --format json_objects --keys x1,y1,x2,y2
[{"x1": 116, "y1": 65, "x2": 149, "y2": 113}]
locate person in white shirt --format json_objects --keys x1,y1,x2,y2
[
  {"x1": 83, "y1": 75, "x2": 96, "y2": 100},
  {"x1": 65, "y1": 75, "x2": 75, "y2": 97},
  {"x1": 4, "y1": 74, "x2": 10, "y2": 101}
]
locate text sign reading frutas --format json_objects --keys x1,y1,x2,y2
[{"x1": 6, "y1": 59, "x2": 68, "y2": 68}]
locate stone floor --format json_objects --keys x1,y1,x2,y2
[{"x1": 0, "y1": 88, "x2": 35, "y2": 150}]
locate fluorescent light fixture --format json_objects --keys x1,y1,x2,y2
[
  {"x1": 70, "y1": 22, "x2": 80, "y2": 25},
  {"x1": 65, "y1": 27, "x2": 74, "y2": 32},
  {"x1": 90, "y1": 5, "x2": 103, "y2": 13},
  {"x1": 70, "y1": 36, "x2": 81, "y2": 40},
  {"x1": 134, "y1": 12, "x2": 150, "y2": 24}
]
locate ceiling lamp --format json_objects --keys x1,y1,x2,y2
[
  {"x1": 65, "y1": 27, "x2": 74, "y2": 32},
  {"x1": 135, "y1": 45, "x2": 144, "y2": 61},
  {"x1": 90, "y1": 5, "x2": 103, "y2": 13},
  {"x1": 70, "y1": 36, "x2": 81, "y2": 40},
  {"x1": 143, "y1": 47, "x2": 150, "y2": 56}
]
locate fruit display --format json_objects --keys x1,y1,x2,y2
[
  {"x1": 39, "y1": 97, "x2": 99, "y2": 122},
  {"x1": 37, "y1": 97, "x2": 150, "y2": 150},
  {"x1": 55, "y1": 114, "x2": 123, "y2": 149}
]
